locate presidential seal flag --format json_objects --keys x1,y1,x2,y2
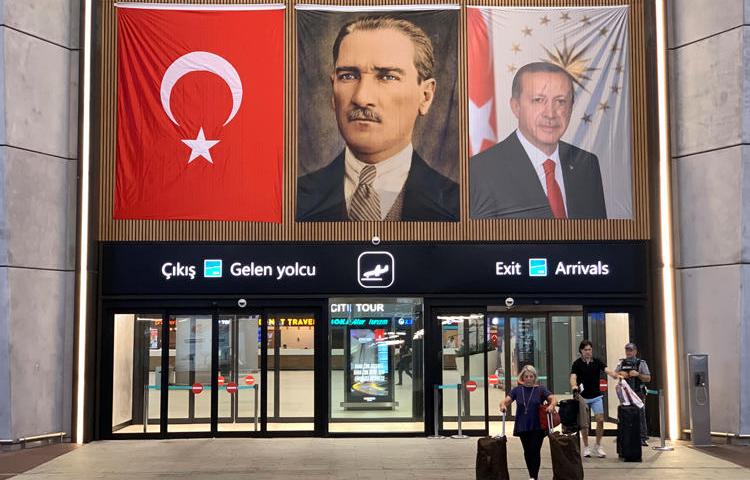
[{"x1": 115, "y1": 4, "x2": 284, "y2": 221}]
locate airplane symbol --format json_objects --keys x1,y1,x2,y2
[
  {"x1": 361, "y1": 264, "x2": 389, "y2": 281},
  {"x1": 357, "y1": 251, "x2": 395, "y2": 289}
]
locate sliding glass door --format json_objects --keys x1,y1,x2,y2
[{"x1": 110, "y1": 308, "x2": 318, "y2": 437}]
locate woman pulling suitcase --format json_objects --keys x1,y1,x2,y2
[{"x1": 499, "y1": 365, "x2": 557, "y2": 480}]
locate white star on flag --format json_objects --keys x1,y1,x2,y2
[
  {"x1": 469, "y1": 99, "x2": 496, "y2": 155},
  {"x1": 182, "y1": 127, "x2": 219, "y2": 164}
]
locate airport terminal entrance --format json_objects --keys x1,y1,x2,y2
[
  {"x1": 102, "y1": 301, "x2": 642, "y2": 438},
  {"x1": 106, "y1": 308, "x2": 321, "y2": 437},
  {"x1": 97, "y1": 242, "x2": 649, "y2": 439}
]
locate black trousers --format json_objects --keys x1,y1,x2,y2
[{"x1": 518, "y1": 429, "x2": 546, "y2": 479}]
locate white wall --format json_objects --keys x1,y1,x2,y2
[
  {"x1": 279, "y1": 327, "x2": 315, "y2": 350},
  {"x1": 605, "y1": 313, "x2": 630, "y2": 416},
  {"x1": 112, "y1": 314, "x2": 135, "y2": 428}
]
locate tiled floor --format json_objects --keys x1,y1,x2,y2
[{"x1": 3, "y1": 436, "x2": 749, "y2": 479}]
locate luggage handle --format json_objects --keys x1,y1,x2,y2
[
  {"x1": 502, "y1": 409, "x2": 506, "y2": 437},
  {"x1": 494, "y1": 409, "x2": 506, "y2": 438},
  {"x1": 547, "y1": 411, "x2": 555, "y2": 435}
]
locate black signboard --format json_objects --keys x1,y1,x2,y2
[{"x1": 101, "y1": 242, "x2": 647, "y2": 296}]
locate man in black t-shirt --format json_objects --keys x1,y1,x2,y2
[{"x1": 570, "y1": 340, "x2": 618, "y2": 458}]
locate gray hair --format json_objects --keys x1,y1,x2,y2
[
  {"x1": 519, "y1": 364, "x2": 538, "y2": 381},
  {"x1": 332, "y1": 15, "x2": 435, "y2": 83}
]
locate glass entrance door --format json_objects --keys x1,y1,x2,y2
[
  {"x1": 266, "y1": 311, "x2": 316, "y2": 431},
  {"x1": 111, "y1": 314, "x2": 163, "y2": 434},
  {"x1": 216, "y1": 314, "x2": 262, "y2": 432},
  {"x1": 437, "y1": 311, "x2": 489, "y2": 433},
  {"x1": 509, "y1": 316, "x2": 548, "y2": 389},
  {"x1": 167, "y1": 313, "x2": 213, "y2": 432},
  {"x1": 111, "y1": 308, "x2": 318, "y2": 436},
  {"x1": 486, "y1": 311, "x2": 582, "y2": 424}
]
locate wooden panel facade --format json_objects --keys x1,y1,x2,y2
[{"x1": 98, "y1": 0, "x2": 652, "y2": 242}]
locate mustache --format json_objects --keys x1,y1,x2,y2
[{"x1": 347, "y1": 108, "x2": 381, "y2": 123}]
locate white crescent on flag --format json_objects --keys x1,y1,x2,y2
[{"x1": 159, "y1": 51, "x2": 243, "y2": 126}]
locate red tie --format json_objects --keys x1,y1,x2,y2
[{"x1": 543, "y1": 159, "x2": 567, "y2": 218}]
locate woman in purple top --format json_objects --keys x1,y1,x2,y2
[{"x1": 500, "y1": 365, "x2": 557, "y2": 480}]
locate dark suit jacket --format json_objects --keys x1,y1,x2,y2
[
  {"x1": 297, "y1": 151, "x2": 458, "y2": 221},
  {"x1": 469, "y1": 132, "x2": 606, "y2": 219}
]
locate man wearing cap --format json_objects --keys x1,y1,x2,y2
[{"x1": 615, "y1": 342, "x2": 652, "y2": 446}]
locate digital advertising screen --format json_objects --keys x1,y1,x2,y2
[{"x1": 346, "y1": 327, "x2": 393, "y2": 405}]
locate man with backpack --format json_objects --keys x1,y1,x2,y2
[{"x1": 615, "y1": 342, "x2": 652, "y2": 446}]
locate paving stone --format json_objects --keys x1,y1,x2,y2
[{"x1": 8, "y1": 437, "x2": 749, "y2": 480}]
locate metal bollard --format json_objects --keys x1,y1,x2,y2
[
  {"x1": 232, "y1": 386, "x2": 237, "y2": 424},
  {"x1": 143, "y1": 385, "x2": 149, "y2": 434},
  {"x1": 653, "y1": 389, "x2": 674, "y2": 451},
  {"x1": 452, "y1": 383, "x2": 469, "y2": 439},
  {"x1": 254, "y1": 385, "x2": 259, "y2": 432},
  {"x1": 428, "y1": 385, "x2": 445, "y2": 439}
]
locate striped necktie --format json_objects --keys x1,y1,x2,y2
[{"x1": 349, "y1": 164, "x2": 381, "y2": 221}]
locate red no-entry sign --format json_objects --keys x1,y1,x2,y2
[
  {"x1": 191, "y1": 383, "x2": 203, "y2": 394},
  {"x1": 218, "y1": 375, "x2": 225, "y2": 386},
  {"x1": 599, "y1": 379, "x2": 608, "y2": 392},
  {"x1": 465, "y1": 380, "x2": 478, "y2": 392},
  {"x1": 244, "y1": 374, "x2": 256, "y2": 386},
  {"x1": 488, "y1": 375, "x2": 499, "y2": 385},
  {"x1": 226, "y1": 382, "x2": 238, "y2": 394}
]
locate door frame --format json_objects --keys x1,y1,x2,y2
[
  {"x1": 213, "y1": 310, "x2": 266, "y2": 434},
  {"x1": 427, "y1": 306, "x2": 490, "y2": 437},
  {"x1": 100, "y1": 303, "x2": 325, "y2": 439},
  {"x1": 582, "y1": 305, "x2": 647, "y2": 423},
  {"x1": 255, "y1": 307, "x2": 325, "y2": 434},
  {"x1": 488, "y1": 310, "x2": 584, "y2": 419}
]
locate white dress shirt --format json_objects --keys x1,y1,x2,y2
[
  {"x1": 344, "y1": 144, "x2": 413, "y2": 220},
  {"x1": 515, "y1": 130, "x2": 568, "y2": 212}
]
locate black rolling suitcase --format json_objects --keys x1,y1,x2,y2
[
  {"x1": 476, "y1": 411, "x2": 510, "y2": 480},
  {"x1": 547, "y1": 412, "x2": 584, "y2": 480},
  {"x1": 558, "y1": 399, "x2": 579, "y2": 434},
  {"x1": 617, "y1": 405, "x2": 642, "y2": 462}
]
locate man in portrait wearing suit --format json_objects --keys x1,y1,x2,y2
[
  {"x1": 297, "y1": 16, "x2": 458, "y2": 222},
  {"x1": 470, "y1": 62, "x2": 606, "y2": 219}
]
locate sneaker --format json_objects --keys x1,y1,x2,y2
[
  {"x1": 583, "y1": 446, "x2": 591, "y2": 457},
  {"x1": 641, "y1": 439, "x2": 649, "y2": 447},
  {"x1": 594, "y1": 444, "x2": 607, "y2": 458}
]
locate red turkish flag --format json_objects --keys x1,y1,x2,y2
[
  {"x1": 115, "y1": 5, "x2": 284, "y2": 221},
  {"x1": 468, "y1": 8, "x2": 497, "y2": 156}
]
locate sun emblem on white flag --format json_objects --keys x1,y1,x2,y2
[{"x1": 542, "y1": 37, "x2": 597, "y2": 90}]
